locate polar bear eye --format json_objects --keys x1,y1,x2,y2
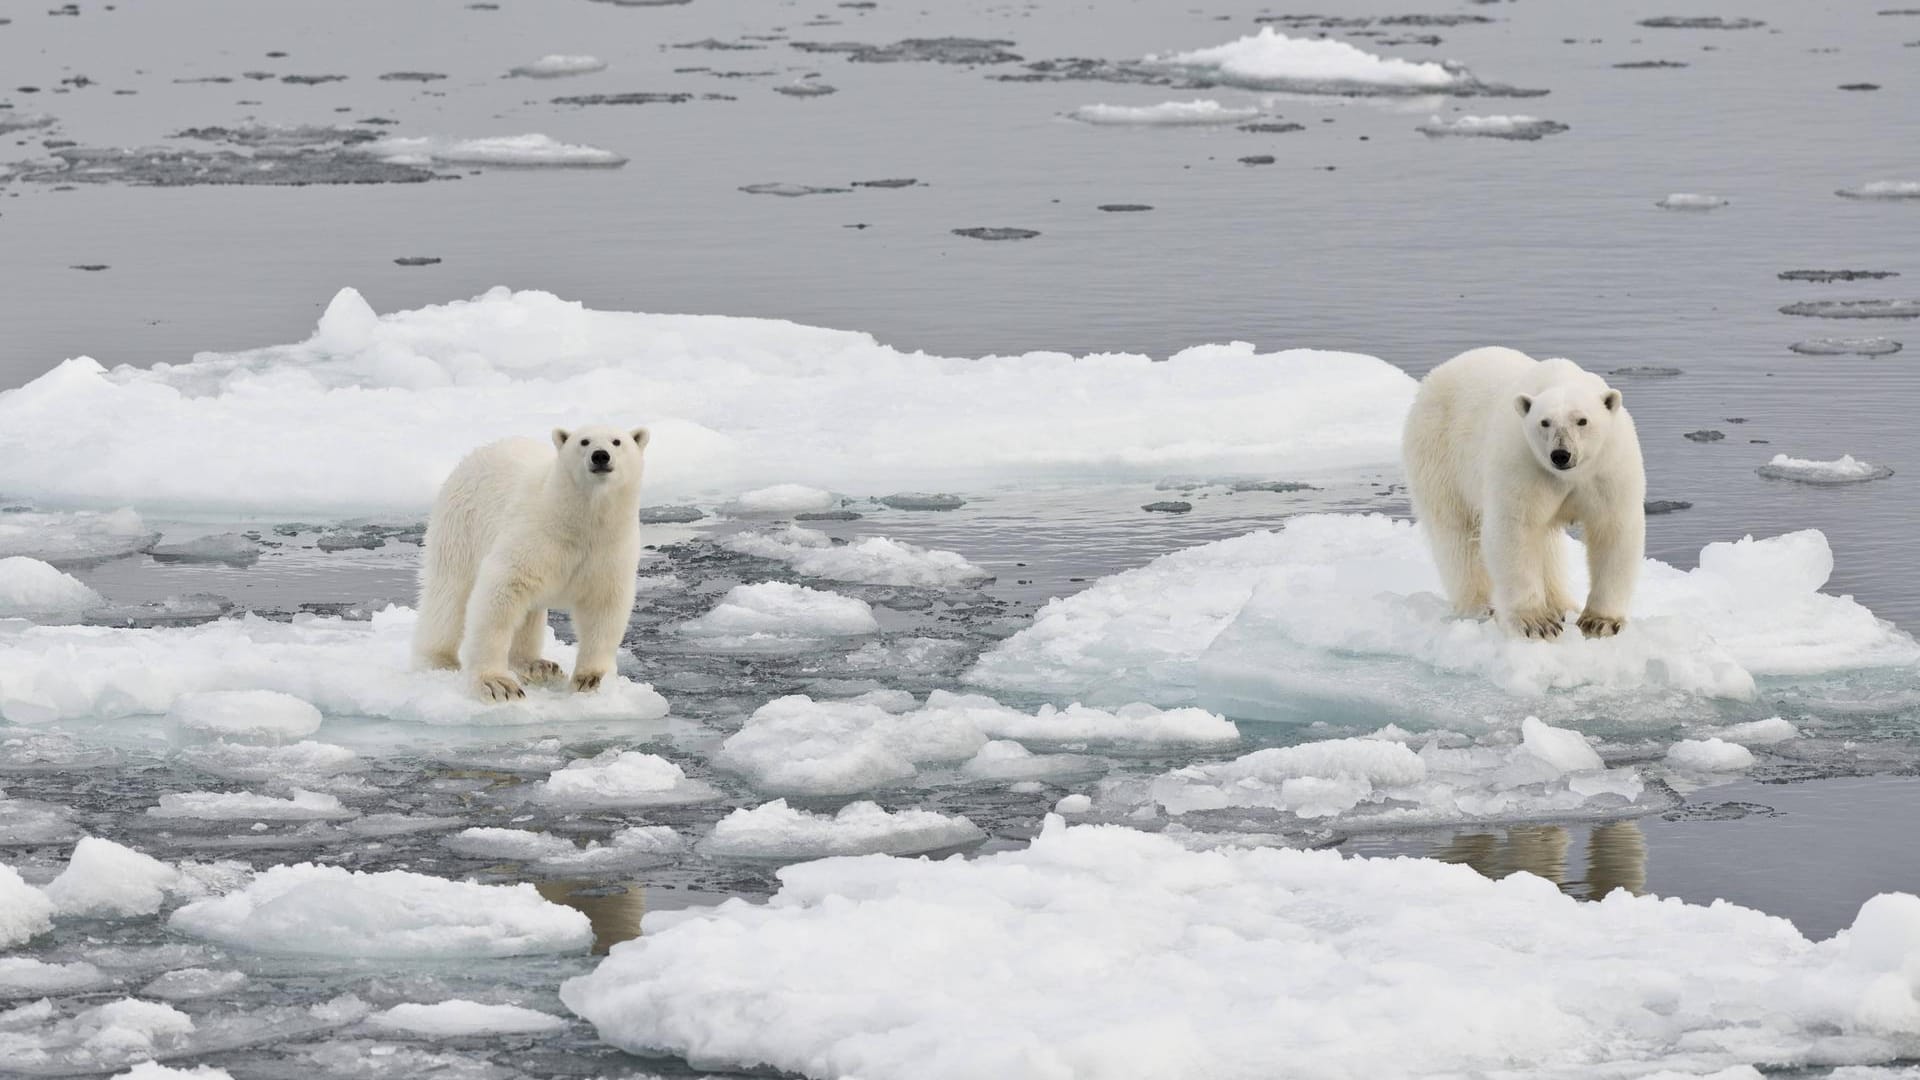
[
  {"x1": 1540, "y1": 419, "x2": 1550, "y2": 428},
  {"x1": 1577, "y1": 418, "x2": 1588, "y2": 426},
  {"x1": 580, "y1": 439, "x2": 591, "y2": 446},
  {"x1": 612, "y1": 438, "x2": 621, "y2": 446}
]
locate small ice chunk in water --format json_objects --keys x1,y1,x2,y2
[
  {"x1": 0, "y1": 864, "x2": 54, "y2": 947},
  {"x1": 734, "y1": 484, "x2": 837, "y2": 512},
  {"x1": 445, "y1": 827, "x2": 581, "y2": 862},
  {"x1": 1146, "y1": 27, "x2": 1464, "y2": 93},
  {"x1": 1, "y1": 998, "x2": 196, "y2": 1073},
  {"x1": 363, "y1": 134, "x2": 627, "y2": 167},
  {"x1": 146, "y1": 788, "x2": 356, "y2": 821},
  {"x1": 0, "y1": 557, "x2": 102, "y2": 618},
  {"x1": 534, "y1": 749, "x2": 721, "y2": 807},
  {"x1": 1756, "y1": 453, "x2": 1894, "y2": 484},
  {"x1": 700, "y1": 799, "x2": 985, "y2": 859},
  {"x1": 140, "y1": 968, "x2": 248, "y2": 1001},
  {"x1": 739, "y1": 183, "x2": 850, "y2": 197},
  {"x1": 0, "y1": 959, "x2": 110, "y2": 998},
  {"x1": 45, "y1": 837, "x2": 180, "y2": 917},
  {"x1": 1656, "y1": 193, "x2": 1729, "y2": 210},
  {"x1": 722, "y1": 525, "x2": 989, "y2": 587},
  {"x1": 878, "y1": 492, "x2": 964, "y2": 511},
  {"x1": 177, "y1": 740, "x2": 360, "y2": 783},
  {"x1": 507, "y1": 54, "x2": 608, "y2": 78},
  {"x1": 1779, "y1": 299, "x2": 1920, "y2": 319},
  {"x1": 961, "y1": 740, "x2": 1103, "y2": 783},
  {"x1": 1836, "y1": 180, "x2": 1920, "y2": 200},
  {"x1": 0, "y1": 508, "x2": 156, "y2": 564},
  {"x1": 147, "y1": 532, "x2": 262, "y2": 566},
  {"x1": 167, "y1": 690, "x2": 323, "y2": 740},
  {"x1": 1666, "y1": 737, "x2": 1756, "y2": 771},
  {"x1": 1054, "y1": 793, "x2": 1093, "y2": 813},
  {"x1": 367, "y1": 1000, "x2": 569, "y2": 1037},
  {"x1": 112, "y1": 1064, "x2": 235, "y2": 1079},
  {"x1": 0, "y1": 113, "x2": 58, "y2": 135},
  {"x1": 1067, "y1": 100, "x2": 1262, "y2": 125},
  {"x1": 1706, "y1": 717, "x2": 1798, "y2": 745},
  {"x1": 1417, "y1": 115, "x2": 1568, "y2": 140},
  {"x1": 1790, "y1": 336, "x2": 1903, "y2": 356},
  {"x1": 679, "y1": 581, "x2": 880, "y2": 641}
]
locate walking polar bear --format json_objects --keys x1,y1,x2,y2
[
  {"x1": 1403, "y1": 347, "x2": 1645, "y2": 639},
  {"x1": 413, "y1": 425, "x2": 650, "y2": 700}
]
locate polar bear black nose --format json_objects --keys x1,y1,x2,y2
[
  {"x1": 591, "y1": 449, "x2": 611, "y2": 467},
  {"x1": 1550, "y1": 449, "x2": 1572, "y2": 469}
]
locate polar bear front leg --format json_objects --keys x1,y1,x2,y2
[
  {"x1": 1578, "y1": 508, "x2": 1643, "y2": 638},
  {"x1": 567, "y1": 590, "x2": 635, "y2": 693},
  {"x1": 461, "y1": 560, "x2": 547, "y2": 701},
  {"x1": 1485, "y1": 508, "x2": 1565, "y2": 639},
  {"x1": 510, "y1": 608, "x2": 564, "y2": 684}
]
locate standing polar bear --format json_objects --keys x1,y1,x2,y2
[
  {"x1": 413, "y1": 425, "x2": 651, "y2": 700},
  {"x1": 1403, "y1": 347, "x2": 1645, "y2": 639}
]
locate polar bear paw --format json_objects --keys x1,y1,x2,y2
[
  {"x1": 1577, "y1": 611, "x2": 1626, "y2": 638},
  {"x1": 571, "y1": 669, "x2": 607, "y2": 693},
  {"x1": 473, "y1": 671, "x2": 525, "y2": 701},
  {"x1": 1506, "y1": 607, "x2": 1565, "y2": 640},
  {"x1": 519, "y1": 658, "x2": 565, "y2": 684}
]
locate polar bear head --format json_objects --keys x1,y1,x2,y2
[
  {"x1": 552, "y1": 424, "x2": 651, "y2": 492},
  {"x1": 1515, "y1": 383, "x2": 1621, "y2": 474}
]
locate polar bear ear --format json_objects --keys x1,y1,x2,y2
[
  {"x1": 1602, "y1": 389, "x2": 1622, "y2": 412},
  {"x1": 552, "y1": 428, "x2": 571, "y2": 450},
  {"x1": 1513, "y1": 394, "x2": 1533, "y2": 417},
  {"x1": 630, "y1": 427, "x2": 651, "y2": 451}
]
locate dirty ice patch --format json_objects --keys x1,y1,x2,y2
[
  {"x1": 967, "y1": 514, "x2": 1919, "y2": 727},
  {"x1": 362, "y1": 134, "x2": 626, "y2": 167},
  {"x1": 0, "y1": 557, "x2": 101, "y2": 619},
  {"x1": 562, "y1": 817, "x2": 1920, "y2": 1079},
  {"x1": 1145, "y1": 27, "x2": 1462, "y2": 93},
  {"x1": 700, "y1": 799, "x2": 985, "y2": 860},
  {"x1": 0, "y1": 288, "x2": 1414, "y2": 514},
  {"x1": 0, "y1": 508, "x2": 156, "y2": 564},
  {"x1": 722, "y1": 525, "x2": 989, "y2": 587},
  {"x1": 168, "y1": 863, "x2": 592, "y2": 957},
  {"x1": 0, "y1": 607, "x2": 671, "y2": 729},
  {"x1": 1067, "y1": 100, "x2": 1262, "y2": 125},
  {"x1": 678, "y1": 581, "x2": 879, "y2": 647}
]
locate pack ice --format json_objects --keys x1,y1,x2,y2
[
  {"x1": 0, "y1": 288, "x2": 1414, "y2": 513},
  {"x1": 561, "y1": 818, "x2": 1920, "y2": 1080}
]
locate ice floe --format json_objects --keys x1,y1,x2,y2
[
  {"x1": 0, "y1": 958, "x2": 112, "y2": 998},
  {"x1": 1757, "y1": 454, "x2": 1894, "y2": 484},
  {"x1": 168, "y1": 863, "x2": 592, "y2": 957},
  {"x1": 367, "y1": 1000, "x2": 569, "y2": 1037},
  {"x1": 0, "y1": 864, "x2": 54, "y2": 947},
  {"x1": 0, "y1": 606, "x2": 670, "y2": 728},
  {"x1": 507, "y1": 54, "x2": 608, "y2": 78},
  {"x1": 533, "y1": 750, "x2": 721, "y2": 807},
  {"x1": 444, "y1": 824, "x2": 684, "y2": 872},
  {"x1": 363, "y1": 133, "x2": 626, "y2": 167},
  {"x1": 679, "y1": 581, "x2": 880, "y2": 645},
  {"x1": 1666, "y1": 737, "x2": 1755, "y2": 772},
  {"x1": 0, "y1": 288, "x2": 1414, "y2": 513},
  {"x1": 1657, "y1": 192, "x2": 1730, "y2": 210},
  {"x1": 1837, "y1": 180, "x2": 1920, "y2": 200},
  {"x1": 1145, "y1": 28, "x2": 1463, "y2": 93},
  {"x1": 140, "y1": 968, "x2": 248, "y2": 1001},
  {"x1": 1791, "y1": 336, "x2": 1903, "y2": 356},
  {"x1": 0, "y1": 557, "x2": 102, "y2": 619},
  {"x1": 1067, "y1": 100, "x2": 1262, "y2": 125},
  {"x1": 562, "y1": 817, "x2": 1920, "y2": 1079},
  {"x1": 700, "y1": 799, "x2": 985, "y2": 859},
  {"x1": 0, "y1": 508, "x2": 156, "y2": 564},
  {"x1": 147, "y1": 788, "x2": 355, "y2": 821},
  {"x1": 44, "y1": 837, "x2": 183, "y2": 917},
  {"x1": 147, "y1": 532, "x2": 262, "y2": 565},
  {"x1": 721, "y1": 525, "x2": 989, "y2": 587},
  {"x1": 968, "y1": 514, "x2": 1920, "y2": 726},
  {"x1": 167, "y1": 690, "x2": 324, "y2": 739},
  {"x1": 1417, "y1": 114, "x2": 1568, "y2": 140}
]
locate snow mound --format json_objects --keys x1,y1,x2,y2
[
  {"x1": 0, "y1": 557, "x2": 102, "y2": 618},
  {"x1": 1418, "y1": 114, "x2": 1568, "y2": 140},
  {"x1": 167, "y1": 689, "x2": 323, "y2": 739},
  {"x1": 534, "y1": 749, "x2": 721, "y2": 807},
  {"x1": 722, "y1": 525, "x2": 989, "y2": 587},
  {"x1": 168, "y1": 863, "x2": 592, "y2": 957},
  {"x1": 0, "y1": 288, "x2": 1413, "y2": 514},
  {"x1": 45, "y1": 836, "x2": 181, "y2": 917},
  {"x1": 679, "y1": 581, "x2": 879, "y2": 644},
  {"x1": 363, "y1": 134, "x2": 626, "y2": 167},
  {"x1": 367, "y1": 1000, "x2": 569, "y2": 1037},
  {"x1": 0, "y1": 508, "x2": 155, "y2": 564},
  {"x1": 561, "y1": 818, "x2": 1920, "y2": 1079},
  {"x1": 1666, "y1": 737, "x2": 1756, "y2": 772},
  {"x1": 1067, "y1": 100, "x2": 1262, "y2": 125},
  {"x1": 1657, "y1": 192, "x2": 1730, "y2": 210},
  {"x1": 147, "y1": 788, "x2": 355, "y2": 821},
  {"x1": 0, "y1": 606, "x2": 670, "y2": 728},
  {"x1": 1758, "y1": 453, "x2": 1894, "y2": 484},
  {"x1": 701, "y1": 799, "x2": 985, "y2": 859},
  {"x1": 0, "y1": 864, "x2": 54, "y2": 947},
  {"x1": 968, "y1": 514, "x2": 1919, "y2": 726},
  {"x1": 1146, "y1": 27, "x2": 1462, "y2": 93},
  {"x1": 508, "y1": 54, "x2": 608, "y2": 78}
]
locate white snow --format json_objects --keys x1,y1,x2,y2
[
  {"x1": 1657, "y1": 192, "x2": 1731, "y2": 210},
  {"x1": 679, "y1": 581, "x2": 880, "y2": 643},
  {"x1": 1838, "y1": 180, "x2": 1920, "y2": 200},
  {"x1": 1759, "y1": 453, "x2": 1893, "y2": 484},
  {"x1": 0, "y1": 557, "x2": 102, "y2": 618},
  {"x1": 167, "y1": 689, "x2": 323, "y2": 739},
  {"x1": 534, "y1": 749, "x2": 721, "y2": 807},
  {"x1": 1067, "y1": 100, "x2": 1262, "y2": 126},
  {"x1": 0, "y1": 864, "x2": 54, "y2": 947},
  {"x1": 733, "y1": 484, "x2": 837, "y2": 513},
  {"x1": 147, "y1": 788, "x2": 355, "y2": 821},
  {"x1": 0, "y1": 288, "x2": 1413, "y2": 514},
  {"x1": 701, "y1": 799, "x2": 985, "y2": 859},
  {"x1": 168, "y1": 863, "x2": 592, "y2": 957},
  {"x1": 561, "y1": 817, "x2": 1920, "y2": 1079},
  {"x1": 1666, "y1": 737, "x2": 1756, "y2": 772},
  {"x1": 968, "y1": 514, "x2": 1920, "y2": 726},
  {"x1": 0, "y1": 508, "x2": 155, "y2": 564},
  {"x1": 507, "y1": 54, "x2": 608, "y2": 78},
  {"x1": 1146, "y1": 27, "x2": 1461, "y2": 92},
  {"x1": 363, "y1": 134, "x2": 626, "y2": 167},
  {"x1": 722, "y1": 525, "x2": 990, "y2": 587},
  {"x1": 367, "y1": 1000, "x2": 569, "y2": 1037},
  {"x1": 44, "y1": 837, "x2": 181, "y2": 917},
  {"x1": 0, "y1": 606, "x2": 670, "y2": 728}
]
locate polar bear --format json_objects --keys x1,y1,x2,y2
[
  {"x1": 413, "y1": 425, "x2": 651, "y2": 699},
  {"x1": 1403, "y1": 347, "x2": 1645, "y2": 639}
]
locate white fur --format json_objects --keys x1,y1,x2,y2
[
  {"x1": 1403, "y1": 346, "x2": 1645, "y2": 640},
  {"x1": 413, "y1": 424, "x2": 651, "y2": 699}
]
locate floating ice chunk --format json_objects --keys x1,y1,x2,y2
[
  {"x1": 0, "y1": 998, "x2": 194, "y2": 1074},
  {"x1": 701, "y1": 799, "x2": 985, "y2": 859},
  {"x1": 169, "y1": 863, "x2": 592, "y2": 957},
  {"x1": 0, "y1": 864, "x2": 54, "y2": 946},
  {"x1": 1666, "y1": 737, "x2": 1755, "y2": 772},
  {"x1": 147, "y1": 788, "x2": 356, "y2": 821},
  {"x1": 1054, "y1": 793, "x2": 1093, "y2": 813},
  {"x1": 1757, "y1": 453, "x2": 1894, "y2": 484},
  {"x1": 45, "y1": 837, "x2": 180, "y2": 917},
  {"x1": 445, "y1": 826, "x2": 581, "y2": 862},
  {"x1": 1657, "y1": 192, "x2": 1730, "y2": 210},
  {"x1": 507, "y1": 54, "x2": 608, "y2": 78},
  {"x1": 740, "y1": 182, "x2": 851, "y2": 197},
  {"x1": 367, "y1": 1000, "x2": 569, "y2": 1037},
  {"x1": 363, "y1": 133, "x2": 627, "y2": 167},
  {"x1": 533, "y1": 825, "x2": 686, "y2": 873},
  {"x1": 878, "y1": 492, "x2": 964, "y2": 511},
  {"x1": 0, "y1": 792, "x2": 81, "y2": 845},
  {"x1": 722, "y1": 525, "x2": 989, "y2": 587},
  {"x1": 716, "y1": 694, "x2": 985, "y2": 795},
  {"x1": 1837, "y1": 180, "x2": 1920, "y2": 200},
  {"x1": 1790, "y1": 336, "x2": 1903, "y2": 356},
  {"x1": 961, "y1": 740, "x2": 1103, "y2": 783},
  {"x1": 1781, "y1": 299, "x2": 1920, "y2": 319},
  {"x1": 0, "y1": 113, "x2": 57, "y2": 135},
  {"x1": 0, "y1": 959, "x2": 111, "y2": 998},
  {"x1": 534, "y1": 749, "x2": 721, "y2": 807},
  {"x1": 147, "y1": 532, "x2": 262, "y2": 566},
  {"x1": 0, "y1": 557, "x2": 102, "y2": 618},
  {"x1": 139, "y1": 968, "x2": 248, "y2": 1001},
  {"x1": 112, "y1": 1064, "x2": 235, "y2": 1080},
  {"x1": 734, "y1": 484, "x2": 837, "y2": 512},
  {"x1": 0, "y1": 607, "x2": 670, "y2": 728},
  {"x1": 680, "y1": 581, "x2": 879, "y2": 643},
  {"x1": 1418, "y1": 114, "x2": 1568, "y2": 140},
  {"x1": 921, "y1": 690, "x2": 1238, "y2": 749},
  {"x1": 0, "y1": 508, "x2": 155, "y2": 564},
  {"x1": 1146, "y1": 27, "x2": 1462, "y2": 92},
  {"x1": 167, "y1": 690, "x2": 324, "y2": 739},
  {"x1": 1067, "y1": 100, "x2": 1262, "y2": 125},
  {"x1": 1707, "y1": 716, "x2": 1799, "y2": 745},
  {"x1": 177, "y1": 740, "x2": 360, "y2": 782}
]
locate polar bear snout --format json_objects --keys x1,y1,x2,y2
[
  {"x1": 589, "y1": 448, "x2": 613, "y2": 472},
  {"x1": 1550, "y1": 448, "x2": 1573, "y2": 470}
]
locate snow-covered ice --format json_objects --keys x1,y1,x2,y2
[
  {"x1": 168, "y1": 863, "x2": 593, "y2": 957},
  {"x1": 363, "y1": 134, "x2": 627, "y2": 167},
  {"x1": 167, "y1": 690, "x2": 323, "y2": 739},
  {"x1": 0, "y1": 288, "x2": 1414, "y2": 513},
  {"x1": 367, "y1": 1000, "x2": 569, "y2": 1037},
  {"x1": 1666, "y1": 737, "x2": 1756, "y2": 772},
  {"x1": 561, "y1": 817, "x2": 1920, "y2": 1079},
  {"x1": 0, "y1": 508, "x2": 155, "y2": 564},
  {"x1": 0, "y1": 864, "x2": 54, "y2": 947},
  {"x1": 702, "y1": 799, "x2": 984, "y2": 859},
  {"x1": 1146, "y1": 28, "x2": 1463, "y2": 93},
  {"x1": 507, "y1": 54, "x2": 608, "y2": 78},
  {"x1": 44, "y1": 836, "x2": 182, "y2": 917},
  {"x1": 679, "y1": 581, "x2": 880, "y2": 644},
  {"x1": 1657, "y1": 193, "x2": 1731, "y2": 210},
  {"x1": 147, "y1": 788, "x2": 355, "y2": 821},
  {"x1": 0, "y1": 556, "x2": 102, "y2": 619},
  {"x1": 968, "y1": 514, "x2": 1919, "y2": 726},
  {"x1": 0, "y1": 958, "x2": 112, "y2": 998},
  {"x1": 533, "y1": 749, "x2": 721, "y2": 807},
  {"x1": 1758, "y1": 453, "x2": 1895, "y2": 484},
  {"x1": 1417, "y1": 115, "x2": 1569, "y2": 140},
  {"x1": 1067, "y1": 100, "x2": 1262, "y2": 125},
  {"x1": 721, "y1": 525, "x2": 990, "y2": 587},
  {"x1": 0, "y1": 606, "x2": 670, "y2": 728}
]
